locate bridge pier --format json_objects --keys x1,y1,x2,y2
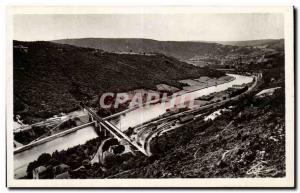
[
  {"x1": 93, "y1": 120, "x2": 109, "y2": 138},
  {"x1": 89, "y1": 113, "x2": 94, "y2": 122},
  {"x1": 81, "y1": 104, "x2": 149, "y2": 156}
]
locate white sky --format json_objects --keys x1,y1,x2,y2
[{"x1": 13, "y1": 14, "x2": 284, "y2": 41}]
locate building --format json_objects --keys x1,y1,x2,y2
[
  {"x1": 197, "y1": 95, "x2": 214, "y2": 101},
  {"x1": 232, "y1": 84, "x2": 247, "y2": 89},
  {"x1": 32, "y1": 166, "x2": 47, "y2": 179},
  {"x1": 53, "y1": 163, "x2": 70, "y2": 176},
  {"x1": 179, "y1": 115, "x2": 194, "y2": 123}
]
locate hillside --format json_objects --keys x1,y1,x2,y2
[
  {"x1": 52, "y1": 38, "x2": 252, "y2": 62},
  {"x1": 13, "y1": 40, "x2": 224, "y2": 123}
]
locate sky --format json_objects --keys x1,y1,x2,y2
[{"x1": 13, "y1": 14, "x2": 284, "y2": 42}]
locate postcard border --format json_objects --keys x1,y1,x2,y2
[{"x1": 6, "y1": 6, "x2": 295, "y2": 188}]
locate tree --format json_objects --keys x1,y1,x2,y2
[
  {"x1": 26, "y1": 161, "x2": 38, "y2": 178},
  {"x1": 37, "y1": 153, "x2": 51, "y2": 165}
]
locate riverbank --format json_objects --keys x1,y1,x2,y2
[{"x1": 14, "y1": 121, "x2": 96, "y2": 154}]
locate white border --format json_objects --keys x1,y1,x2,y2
[{"x1": 6, "y1": 6, "x2": 294, "y2": 188}]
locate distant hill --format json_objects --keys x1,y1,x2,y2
[
  {"x1": 13, "y1": 40, "x2": 224, "y2": 123},
  {"x1": 53, "y1": 38, "x2": 284, "y2": 65},
  {"x1": 53, "y1": 38, "x2": 243, "y2": 61},
  {"x1": 216, "y1": 39, "x2": 284, "y2": 50}
]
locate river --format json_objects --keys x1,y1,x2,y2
[{"x1": 14, "y1": 74, "x2": 254, "y2": 178}]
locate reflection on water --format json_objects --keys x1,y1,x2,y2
[{"x1": 14, "y1": 74, "x2": 253, "y2": 178}]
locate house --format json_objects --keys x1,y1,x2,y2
[
  {"x1": 53, "y1": 163, "x2": 70, "y2": 175},
  {"x1": 232, "y1": 84, "x2": 247, "y2": 89},
  {"x1": 32, "y1": 166, "x2": 47, "y2": 179}
]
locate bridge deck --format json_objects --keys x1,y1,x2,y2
[{"x1": 81, "y1": 103, "x2": 149, "y2": 156}]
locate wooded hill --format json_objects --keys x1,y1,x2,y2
[{"x1": 14, "y1": 40, "x2": 224, "y2": 123}]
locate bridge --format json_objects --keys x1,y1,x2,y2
[{"x1": 80, "y1": 102, "x2": 149, "y2": 156}]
